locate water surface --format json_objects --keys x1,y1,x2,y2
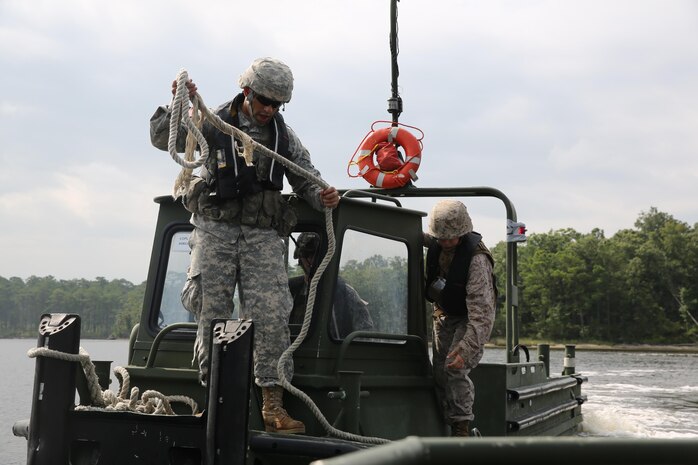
[{"x1": 3, "y1": 339, "x2": 697, "y2": 464}]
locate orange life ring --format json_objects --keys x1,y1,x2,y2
[{"x1": 356, "y1": 126, "x2": 422, "y2": 188}]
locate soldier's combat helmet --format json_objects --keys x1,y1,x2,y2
[
  {"x1": 293, "y1": 232, "x2": 320, "y2": 259},
  {"x1": 428, "y1": 200, "x2": 473, "y2": 239},
  {"x1": 238, "y1": 57, "x2": 294, "y2": 103}
]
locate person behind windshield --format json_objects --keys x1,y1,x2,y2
[
  {"x1": 423, "y1": 200, "x2": 496, "y2": 437},
  {"x1": 289, "y1": 232, "x2": 374, "y2": 339},
  {"x1": 149, "y1": 57, "x2": 340, "y2": 435}
]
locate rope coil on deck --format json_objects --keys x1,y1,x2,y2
[{"x1": 27, "y1": 347, "x2": 198, "y2": 415}]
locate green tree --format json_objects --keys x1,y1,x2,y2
[
  {"x1": 511, "y1": 208, "x2": 697, "y2": 344},
  {"x1": 112, "y1": 281, "x2": 146, "y2": 337}
]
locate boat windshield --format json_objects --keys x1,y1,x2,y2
[
  {"x1": 335, "y1": 229, "x2": 408, "y2": 338},
  {"x1": 155, "y1": 227, "x2": 408, "y2": 342},
  {"x1": 157, "y1": 229, "x2": 196, "y2": 328}
]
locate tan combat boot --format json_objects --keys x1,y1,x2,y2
[
  {"x1": 261, "y1": 386, "x2": 306, "y2": 434},
  {"x1": 452, "y1": 420, "x2": 470, "y2": 437}
]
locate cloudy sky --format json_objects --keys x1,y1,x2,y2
[{"x1": 2, "y1": 0, "x2": 697, "y2": 283}]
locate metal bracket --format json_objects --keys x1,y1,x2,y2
[{"x1": 212, "y1": 319, "x2": 253, "y2": 344}]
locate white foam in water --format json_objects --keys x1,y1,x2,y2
[
  {"x1": 582, "y1": 402, "x2": 698, "y2": 438},
  {"x1": 574, "y1": 350, "x2": 698, "y2": 438},
  {"x1": 596, "y1": 382, "x2": 694, "y2": 395},
  {"x1": 582, "y1": 405, "x2": 654, "y2": 437}
]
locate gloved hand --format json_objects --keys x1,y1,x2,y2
[
  {"x1": 182, "y1": 177, "x2": 209, "y2": 213},
  {"x1": 235, "y1": 164, "x2": 262, "y2": 197}
]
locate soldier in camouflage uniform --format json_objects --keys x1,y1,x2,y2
[
  {"x1": 423, "y1": 200, "x2": 496, "y2": 437},
  {"x1": 288, "y1": 233, "x2": 374, "y2": 339},
  {"x1": 149, "y1": 57, "x2": 340, "y2": 434}
]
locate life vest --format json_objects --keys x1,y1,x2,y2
[
  {"x1": 205, "y1": 93, "x2": 291, "y2": 199},
  {"x1": 425, "y1": 232, "x2": 494, "y2": 317}
]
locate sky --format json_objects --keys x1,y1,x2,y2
[{"x1": 2, "y1": 0, "x2": 697, "y2": 284}]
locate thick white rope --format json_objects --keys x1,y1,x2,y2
[
  {"x1": 277, "y1": 215, "x2": 389, "y2": 445},
  {"x1": 172, "y1": 96, "x2": 204, "y2": 197},
  {"x1": 167, "y1": 69, "x2": 388, "y2": 444},
  {"x1": 27, "y1": 347, "x2": 198, "y2": 415},
  {"x1": 167, "y1": 71, "x2": 209, "y2": 170},
  {"x1": 28, "y1": 347, "x2": 106, "y2": 407}
]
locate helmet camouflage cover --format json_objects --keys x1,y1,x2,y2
[
  {"x1": 428, "y1": 200, "x2": 473, "y2": 239},
  {"x1": 294, "y1": 232, "x2": 320, "y2": 259},
  {"x1": 238, "y1": 57, "x2": 294, "y2": 103}
]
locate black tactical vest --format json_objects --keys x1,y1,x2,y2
[
  {"x1": 425, "y1": 232, "x2": 483, "y2": 317},
  {"x1": 207, "y1": 93, "x2": 291, "y2": 199}
]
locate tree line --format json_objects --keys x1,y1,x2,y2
[
  {"x1": 490, "y1": 207, "x2": 698, "y2": 343},
  {"x1": 0, "y1": 277, "x2": 145, "y2": 338},
  {"x1": 1, "y1": 207, "x2": 696, "y2": 343}
]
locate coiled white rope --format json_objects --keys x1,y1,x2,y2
[
  {"x1": 167, "y1": 69, "x2": 388, "y2": 444},
  {"x1": 27, "y1": 347, "x2": 198, "y2": 415}
]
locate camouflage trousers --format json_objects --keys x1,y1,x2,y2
[
  {"x1": 432, "y1": 312, "x2": 484, "y2": 424},
  {"x1": 181, "y1": 227, "x2": 294, "y2": 387}
]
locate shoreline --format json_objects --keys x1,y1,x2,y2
[
  {"x1": 487, "y1": 342, "x2": 698, "y2": 354},
  {"x1": 4, "y1": 337, "x2": 698, "y2": 354}
]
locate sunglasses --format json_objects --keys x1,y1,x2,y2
[{"x1": 254, "y1": 93, "x2": 282, "y2": 109}]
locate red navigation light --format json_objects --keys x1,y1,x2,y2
[{"x1": 507, "y1": 220, "x2": 527, "y2": 243}]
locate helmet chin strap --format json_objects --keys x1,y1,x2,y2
[{"x1": 245, "y1": 90, "x2": 255, "y2": 106}]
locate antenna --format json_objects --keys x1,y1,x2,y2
[{"x1": 387, "y1": 0, "x2": 403, "y2": 125}]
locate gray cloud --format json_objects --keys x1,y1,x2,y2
[{"x1": 1, "y1": 0, "x2": 697, "y2": 282}]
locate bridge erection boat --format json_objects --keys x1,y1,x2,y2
[
  {"x1": 14, "y1": 182, "x2": 593, "y2": 465},
  {"x1": 17, "y1": 1, "x2": 698, "y2": 464}
]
